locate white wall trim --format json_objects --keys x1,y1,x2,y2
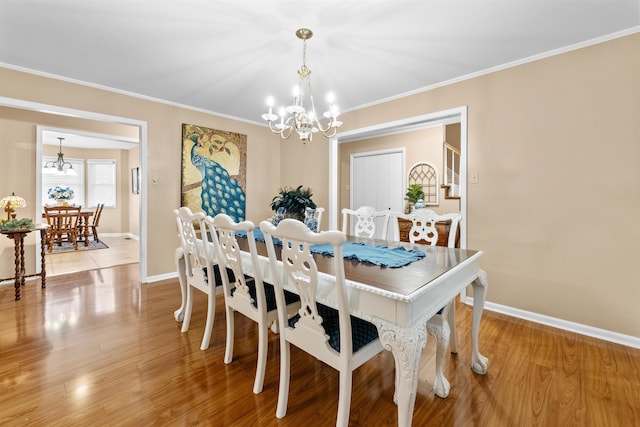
[
  {"x1": 146, "y1": 271, "x2": 179, "y2": 283},
  {"x1": 462, "y1": 296, "x2": 640, "y2": 349}
]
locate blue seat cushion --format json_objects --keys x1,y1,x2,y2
[
  {"x1": 231, "y1": 278, "x2": 300, "y2": 312},
  {"x1": 288, "y1": 302, "x2": 379, "y2": 353},
  {"x1": 204, "y1": 265, "x2": 234, "y2": 286}
]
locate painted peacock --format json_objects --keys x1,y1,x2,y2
[{"x1": 188, "y1": 134, "x2": 246, "y2": 222}]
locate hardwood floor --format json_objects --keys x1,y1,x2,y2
[
  {"x1": 1, "y1": 263, "x2": 638, "y2": 426},
  {"x1": 44, "y1": 235, "x2": 139, "y2": 276}
]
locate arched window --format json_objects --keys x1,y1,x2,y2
[{"x1": 408, "y1": 162, "x2": 439, "y2": 205}]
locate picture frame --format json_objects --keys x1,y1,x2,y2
[
  {"x1": 131, "y1": 167, "x2": 140, "y2": 195},
  {"x1": 180, "y1": 124, "x2": 247, "y2": 221}
]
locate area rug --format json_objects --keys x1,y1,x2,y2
[{"x1": 48, "y1": 240, "x2": 109, "y2": 254}]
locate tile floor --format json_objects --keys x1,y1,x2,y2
[{"x1": 45, "y1": 235, "x2": 139, "y2": 276}]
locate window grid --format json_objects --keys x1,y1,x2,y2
[{"x1": 408, "y1": 163, "x2": 439, "y2": 205}]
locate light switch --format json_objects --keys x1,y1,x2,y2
[{"x1": 470, "y1": 170, "x2": 479, "y2": 184}]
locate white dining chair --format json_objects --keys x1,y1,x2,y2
[
  {"x1": 314, "y1": 207, "x2": 324, "y2": 231},
  {"x1": 396, "y1": 210, "x2": 462, "y2": 398},
  {"x1": 341, "y1": 206, "x2": 391, "y2": 239},
  {"x1": 209, "y1": 214, "x2": 300, "y2": 394},
  {"x1": 175, "y1": 206, "x2": 220, "y2": 350},
  {"x1": 260, "y1": 219, "x2": 384, "y2": 427}
]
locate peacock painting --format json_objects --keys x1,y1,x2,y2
[{"x1": 181, "y1": 124, "x2": 247, "y2": 222}]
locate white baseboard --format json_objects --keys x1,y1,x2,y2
[
  {"x1": 461, "y1": 295, "x2": 640, "y2": 349},
  {"x1": 147, "y1": 271, "x2": 178, "y2": 282}
]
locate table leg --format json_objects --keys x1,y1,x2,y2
[
  {"x1": 174, "y1": 247, "x2": 187, "y2": 322},
  {"x1": 426, "y1": 311, "x2": 451, "y2": 398},
  {"x1": 13, "y1": 235, "x2": 22, "y2": 300},
  {"x1": 373, "y1": 316, "x2": 428, "y2": 427},
  {"x1": 85, "y1": 218, "x2": 90, "y2": 246},
  {"x1": 40, "y1": 228, "x2": 47, "y2": 288},
  {"x1": 19, "y1": 236, "x2": 26, "y2": 287},
  {"x1": 470, "y1": 269, "x2": 489, "y2": 374}
]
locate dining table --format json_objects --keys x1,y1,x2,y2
[
  {"x1": 42, "y1": 207, "x2": 94, "y2": 246},
  {"x1": 173, "y1": 230, "x2": 488, "y2": 427}
]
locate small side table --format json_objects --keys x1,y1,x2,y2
[{"x1": 1, "y1": 224, "x2": 49, "y2": 300}]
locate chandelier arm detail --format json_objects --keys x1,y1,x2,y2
[
  {"x1": 43, "y1": 137, "x2": 77, "y2": 176},
  {"x1": 261, "y1": 28, "x2": 342, "y2": 143}
]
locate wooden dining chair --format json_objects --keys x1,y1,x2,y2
[
  {"x1": 341, "y1": 206, "x2": 391, "y2": 239},
  {"x1": 43, "y1": 205, "x2": 82, "y2": 252},
  {"x1": 85, "y1": 203, "x2": 104, "y2": 242},
  {"x1": 174, "y1": 206, "x2": 220, "y2": 350},
  {"x1": 396, "y1": 210, "x2": 462, "y2": 398},
  {"x1": 210, "y1": 214, "x2": 300, "y2": 394},
  {"x1": 260, "y1": 219, "x2": 383, "y2": 427}
]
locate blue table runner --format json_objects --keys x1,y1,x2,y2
[{"x1": 236, "y1": 228, "x2": 425, "y2": 269}]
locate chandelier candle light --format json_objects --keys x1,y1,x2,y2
[
  {"x1": 262, "y1": 28, "x2": 342, "y2": 142},
  {"x1": 43, "y1": 137, "x2": 77, "y2": 176}
]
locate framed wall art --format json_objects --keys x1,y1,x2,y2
[
  {"x1": 181, "y1": 124, "x2": 247, "y2": 222},
  {"x1": 131, "y1": 167, "x2": 140, "y2": 195}
]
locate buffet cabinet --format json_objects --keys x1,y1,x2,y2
[{"x1": 397, "y1": 218, "x2": 460, "y2": 248}]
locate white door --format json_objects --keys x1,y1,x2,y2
[{"x1": 350, "y1": 149, "x2": 404, "y2": 239}]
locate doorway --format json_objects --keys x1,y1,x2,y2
[
  {"x1": 38, "y1": 126, "x2": 141, "y2": 275},
  {"x1": 0, "y1": 96, "x2": 148, "y2": 282},
  {"x1": 329, "y1": 105, "x2": 468, "y2": 249}
]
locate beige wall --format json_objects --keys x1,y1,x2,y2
[
  {"x1": 279, "y1": 34, "x2": 640, "y2": 338},
  {"x1": 1, "y1": 33, "x2": 638, "y2": 339}
]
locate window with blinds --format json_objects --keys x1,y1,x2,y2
[{"x1": 87, "y1": 159, "x2": 116, "y2": 208}]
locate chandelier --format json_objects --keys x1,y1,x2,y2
[
  {"x1": 43, "y1": 137, "x2": 77, "y2": 176},
  {"x1": 261, "y1": 28, "x2": 342, "y2": 142}
]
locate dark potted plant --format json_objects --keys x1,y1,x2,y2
[{"x1": 270, "y1": 185, "x2": 317, "y2": 221}]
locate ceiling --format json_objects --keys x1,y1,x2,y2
[
  {"x1": 41, "y1": 130, "x2": 139, "y2": 150},
  {"x1": 1, "y1": 1, "x2": 638, "y2": 130}
]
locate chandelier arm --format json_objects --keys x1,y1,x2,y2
[
  {"x1": 320, "y1": 126, "x2": 338, "y2": 138},
  {"x1": 267, "y1": 121, "x2": 282, "y2": 134},
  {"x1": 305, "y1": 76, "x2": 336, "y2": 134},
  {"x1": 43, "y1": 137, "x2": 75, "y2": 173},
  {"x1": 280, "y1": 118, "x2": 296, "y2": 139}
]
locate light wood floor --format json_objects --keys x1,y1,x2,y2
[
  {"x1": 1, "y1": 263, "x2": 638, "y2": 426},
  {"x1": 44, "y1": 235, "x2": 139, "y2": 276}
]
